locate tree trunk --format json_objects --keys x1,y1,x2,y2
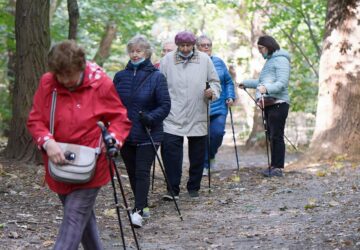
[
  {"x1": 310, "y1": 0, "x2": 360, "y2": 159},
  {"x1": 67, "y1": 0, "x2": 79, "y2": 40},
  {"x1": 244, "y1": 8, "x2": 266, "y2": 149},
  {"x1": 93, "y1": 22, "x2": 117, "y2": 66},
  {"x1": 4, "y1": 0, "x2": 50, "y2": 162}
]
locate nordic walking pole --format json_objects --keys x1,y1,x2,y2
[
  {"x1": 151, "y1": 160, "x2": 155, "y2": 192},
  {"x1": 139, "y1": 112, "x2": 183, "y2": 221},
  {"x1": 97, "y1": 121, "x2": 140, "y2": 250},
  {"x1": 106, "y1": 158, "x2": 126, "y2": 249},
  {"x1": 241, "y1": 87, "x2": 297, "y2": 151},
  {"x1": 260, "y1": 95, "x2": 271, "y2": 177},
  {"x1": 205, "y1": 82, "x2": 211, "y2": 190},
  {"x1": 228, "y1": 107, "x2": 240, "y2": 175},
  {"x1": 112, "y1": 160, "x2": 141, "y2": 248}
]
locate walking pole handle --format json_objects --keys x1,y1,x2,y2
[{"x1": 206, "y1": 81, "x2": 210, "y2": 89}]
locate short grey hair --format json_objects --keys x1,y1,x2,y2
[
  {"x1": 196, "y1": 35, "x2": 212, "y2": 47},
  {"x1": 162, "y1": 38, "x2": 175, "y2": 48},
  {"x1": 127, "y1": 35, "x2": 153, "y2": 58}
]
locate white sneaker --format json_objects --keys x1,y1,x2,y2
[
  {"x1": 203, "y1": 168, "x2": 209, "y2": 176},
  {"x1": 130, "y1": 211, "x2": 143, "y2": 228}
]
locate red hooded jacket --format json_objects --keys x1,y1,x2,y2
[{"x1": 27, "y1": 62, "x2": 131, "y2": 194}]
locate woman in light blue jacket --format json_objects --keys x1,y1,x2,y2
[{"x1": 240, "y1": 35, "x2": 290, "y2": 177}]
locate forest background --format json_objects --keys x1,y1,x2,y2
[{"x1": 0, "y1": 0, "x2": 359, "y2": 163}]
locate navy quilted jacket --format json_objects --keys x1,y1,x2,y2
[{"x1": 113, "y1": 59, "x2": 171, "y2": 144}]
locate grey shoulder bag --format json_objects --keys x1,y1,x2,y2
[{"x1": 48, "y1": 90, "x2": 101, "y2": 184}]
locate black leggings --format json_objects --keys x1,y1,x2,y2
[
  {"x1": 265, "y1": 103, "x2": 289, "y2": 168},
  {"x1": 120, "y1": 143, "x2": 158, "y2": 210}
]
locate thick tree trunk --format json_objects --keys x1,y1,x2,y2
[
  {"x1": 310, "y1": 0, "x2": 360, "y2": 159},
  {"x1": 93, "y1": 22, "x2": 117, "y2": 66},
  {"x1": 67, "y1": 0, "x2": 79, "y2": 40},
  {"x1": 4, "y1": 0, "x2": 50, "y2": 162}
]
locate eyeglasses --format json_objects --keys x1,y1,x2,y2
[{"x1": 199, "y1": 43, "x2": 212, "y2": 48}]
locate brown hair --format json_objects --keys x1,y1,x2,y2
[
  {"x1": 257, "y1": 35, "x2": 280, "y2": 55},
  {"x1": 48, "y1": 40, "x2": 86, "y2": 74}
]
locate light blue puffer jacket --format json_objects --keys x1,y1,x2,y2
[
  {"x1": 210, "y1": 56, "x2": 236, "y2": 116},
  {"x1": 243, "y1": 49, "x2": 291, "y2": 103}
]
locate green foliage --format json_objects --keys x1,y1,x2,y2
[
  {"x1": 0, "y1": 1, "x2": 15, "y2": 135},
  {"x1": 50, "y1": 0, "x2": 156, "y2": 73},
  {"x1": 250, "y1": 0, "x2": 326, "y2": 113},
  {"x1": 0, "y1": 0, "x2": 328, "y2": 137},
  {"x1": 0, "y1": 86, "x2": 11, "y2": 135}
]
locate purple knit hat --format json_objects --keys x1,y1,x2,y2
[{"x1": 174, "y1": 31, "x2": 196, "y2": 45}]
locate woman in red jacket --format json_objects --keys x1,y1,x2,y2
[{"x1": 27, "y1": 40, "x2": 131, "y2": 250}]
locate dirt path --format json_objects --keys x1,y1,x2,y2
[{"x1": 1, "y1": 132, "x2": 359, "y2": 249}]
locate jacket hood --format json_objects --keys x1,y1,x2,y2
[
  {"x1": 82, "y1": 61, "x2": 108, "y2": 88},
  {"x1": 125, "y1": 58, "x2": 158, "y2": 72},
  {"x1": 50, "y1": 61, "x2": 108, "y2": 91},
  {"x1": 270, "y1": 49, "x2": 291, "y2": 62}
]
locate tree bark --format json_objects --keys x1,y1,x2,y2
[
  {"x1": 67, "y1": 0, "x2": 79, "y2": 40},
  {"x1": 4, "y1": 0, "x2": 50, "y2": 162},
  {"x1": 93, "y1": 22, "x2": 117, "y2": 66},
  {"x1": 310, "y1": 0, "x2": 360, "y2": 159}
]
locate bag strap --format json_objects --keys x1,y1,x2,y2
[
  {"x1": 50, "y1": 89, "x2": 101, "y2": 154},
  {"x1": 50, "y1": 89, "x2": 57, "y2": 134}
]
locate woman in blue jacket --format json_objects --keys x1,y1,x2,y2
[
  {"x1": 113, "y1": 35, "x2": 171, "y2": 227},
  {"x1": 196, "y1": 35, "x2": 236, "y2": 175},
  {"x1": 240, "y1": 35, "x2": 290, "y2": 177}
]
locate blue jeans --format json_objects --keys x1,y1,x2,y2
[
  {"x1": 161, "y1": 133, "x2": 206, "y2": 195},
  {"x1": 204, "y1": 114, "x2": 227, "y2": 169}
]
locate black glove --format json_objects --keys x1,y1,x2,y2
[{"x1": 139, "y1": 111, "x2": 153, "y2": 128}]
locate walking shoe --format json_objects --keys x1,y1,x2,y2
[
  {"x1": 262, "y1": 167, "x2": 283, "y2": 177},
  {"x1": 203, "y1": 168, "x2": 209, "y2": 176},
  {"x1": 130, "y1": 210, "x2": 143, "y2": 228},
  {"x1": 142, "y1": 207, "x2": 150, "y2": 219},
  {"x1": 162, "y1": 192, "x2": 179, "y2": 201},
  {"x1": 188, "y1": 190, "x2": 199, "y2": 198}
]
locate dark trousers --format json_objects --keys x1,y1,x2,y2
[
  {"x1": 161, "y1": 132, "x2": 206, "y2": 195},
  {"x1": 120, "y1": 143, "x2": 157, "y2": 210},
  {"x1": 55, "y1": 188, "x2": 103, "y2": 250},
  {"x1": 265, "y1": 103, "x2": 289, "y2": 168}
]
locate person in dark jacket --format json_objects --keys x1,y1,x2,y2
[
  {"x1": 113, "y1": 35, "x2": 171, "y2": 228},
  {"x1": 196, "y1": 35, "x2": 236, "y2": 175}
]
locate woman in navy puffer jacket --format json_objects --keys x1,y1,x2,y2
[{"x1": 113, "y1": 35, "x2": 170, "y2": 228}]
